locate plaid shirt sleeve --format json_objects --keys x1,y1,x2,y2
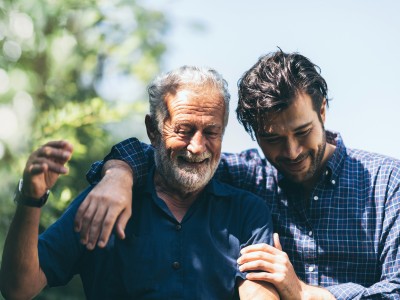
[
  {"x1": 325, "y1": 167, "x2": 400, "y2": 299},
  {"x1": 215, "y1": 149, "x2": 268, "y2": 196},
  {"x1": 86, "y1": 138, "x2": 154, "y2": 187},
  {"x1": 87, "y1": 141, "x2": 268, "y2": 195}
]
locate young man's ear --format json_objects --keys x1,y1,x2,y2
[
  {"x1": 320, "y1": 98, "x2": 327, "y2": 123},
  {"x1": 145, "y1": 114, "x2": 159, "y2": 146}
]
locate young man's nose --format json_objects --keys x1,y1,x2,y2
[{"x1": 283, "y1": 137, "x2": 302, "y2": 160}]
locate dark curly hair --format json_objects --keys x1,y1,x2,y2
[{"x1": 236, "y1": 50, "x2": 329, "y2": 140}]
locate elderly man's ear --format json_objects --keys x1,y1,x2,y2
[{"x1": 145, "y1": 114, "x2": 159, "y2": 146}]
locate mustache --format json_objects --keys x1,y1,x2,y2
[
  {"x1": 177, "y1": 151, "x2": 212, "y2": 162},
  {"x1": 277, "y1": 152, "x2": 309, "y2": 164}
]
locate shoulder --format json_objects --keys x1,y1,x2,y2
[
  {"x1": 221, "y1": 148, "x2": 268, "y2": 165},
  {"x1": 209, "y1": 179, "x2": 273, "y2": 233},
  {"x1": 346, "y1": 148, "x2": 400, "y2": 173},
  {"x1": 344, "y1": 149, "x2": 400, "y2": 192},
  {"x1": 210, "y1": 179, "x2": 268, "y2": 208}
]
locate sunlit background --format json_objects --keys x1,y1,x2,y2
[
  {"x1": 0, "y1": 0, "x2": 399, "y2": 298},
  {"x1": 142, "y1": 0, "x2": 400, "y2": 158}
]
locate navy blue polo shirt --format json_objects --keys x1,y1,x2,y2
[{"x1": 39, "y1": 171, "x2": 273, "y2": 299}]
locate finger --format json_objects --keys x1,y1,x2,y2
[
  {"x1": 79, "y1": 202, "x2": 98, "y2": 246},
  {"x1": 74, "y1": 197, "x2": 90, "y2": 232},
  {"x1": 245, "y1": 272, "x2": 276, "y2": 283},
  {"x1": 28, "y1": 162, "x2": 48, "y2": 175},
  {"x1": 45, "y1": 140, "x2": 74, "y2": 152},
  {"x1": 43, "y1": 159, "x2": 69, "y2": 174},
  {"x1": 114, "y1": 208, "x2": 131, "y2": 240},
  {"x1": 37, "y1": 146, "x2": 72, "y2": 163},
  {"x1": 240, "y1": 243, "x2": 277, "y2": 255},
  {"x1": 86, "y1": 205, "x2": 108, "y2": 250},
  {"x1": 239, "y1": 259, "x2": 275, "y2": 273},
  {"x1": 29, "y1": 158, "x2": 68, "y2": 175},
  {"x1": 237, "y1": 251, "x2": 274, "y2": 265},
  {"x1": 97, "y1": 208, "x2": 120, "y2": 248},
  {"x1": 274, "y1": 233, "x2": 282, "y2": 250}
]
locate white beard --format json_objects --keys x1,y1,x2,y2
[{"x1": 154, "y1": 139, "x2": 219, "y2": 193}]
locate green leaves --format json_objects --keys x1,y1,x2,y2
[{"x1": 0, "y1": 1, "x2": 168, "y2": 297}]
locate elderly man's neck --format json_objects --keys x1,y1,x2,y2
[{"x1": 153, "y1": 172, "x2": 204, "y2": 222}]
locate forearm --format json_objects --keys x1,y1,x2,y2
[
  {"x1": 102, "y1": 159, "x2": 134, "y2": 186},
  {"x1": 86, "y1": 138, "x2": 153, "y2": 187},
  {"x1": 300, "y1": 283, "x2": 336, "y2": 300},
  {"x1": 0, "y1": 206, "x2": 47, "y2": 299},
  {"x1": 239, "y1": 279, "x2": 280, "y2": 300}
]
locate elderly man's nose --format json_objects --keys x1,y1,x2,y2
[{"x1": 187, "y1": 132, "x2": 206, "y2": 154}]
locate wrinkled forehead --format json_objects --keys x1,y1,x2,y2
[
  {"x1": 164, "y1": 82, "x2": 222, "y2": 99},
  {"x1": 163, "y1": 85, "x2": 224, "y2": 125},
  {"x1": 166, "y1": 84, "x2": 225, "y2": 108}
]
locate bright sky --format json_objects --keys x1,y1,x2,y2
[{"x1": 145, "y1": 0, "x2": 400, "y2": 159}]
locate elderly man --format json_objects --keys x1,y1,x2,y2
[
  {"x1": 0, "y1": 66, "x2": 279, "y2": 299},
  {"x1": 74, "y1": 51, "x2": 400, "y2": 299}
]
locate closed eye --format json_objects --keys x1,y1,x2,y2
[
  {"x1": 178, "y1": 130, "x2": 192, "y2": 137},
  {"x1": 204, "y1": 130, "x2": 221, "y2": 138},
  {"x1": 295, "y1": 128, "x2": 312, "y2": 137},
  {"x1": 259, "y1": 135, "x2": 282, "y2": 144}
]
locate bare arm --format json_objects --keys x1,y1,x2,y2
[
  {"x1": 0, "y1": 141, "x2": 73, "y2": 299},
  {"x1": 1, "y1": 206, "x2": 47, "y2": 300},
  {"x1": 239, "y1": 279, "x2": 280, "y2": 300},
  {"x1": 74, "y1": 159, "x2": 133, "y2": 249}
]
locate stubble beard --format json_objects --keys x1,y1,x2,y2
[{"x1": 280, "y1": 125, "x2": 327, "y2": 184}]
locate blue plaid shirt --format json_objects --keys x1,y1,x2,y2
[{"x1": 87, "y1": 131, "x2": 400, "y2": 299}]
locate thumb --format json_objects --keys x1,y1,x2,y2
[{"x1": 273, "y1": 233, "x2": 282, "y2": 250}]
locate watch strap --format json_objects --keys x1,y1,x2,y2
[{"x1": 14, "y1": 179, "x2": 50, "y2": 208}]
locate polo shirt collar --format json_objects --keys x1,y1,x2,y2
[{"x1": 144, "y1": 166, "x2": 231, "y2": 198}]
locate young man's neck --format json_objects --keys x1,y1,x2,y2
[{"x1": 301, "y1": 142, "x2": 336, "y2": 196}]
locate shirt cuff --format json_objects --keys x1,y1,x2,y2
[{"x1": 325, "y1": 282, "x2": 365, "y2": 299}]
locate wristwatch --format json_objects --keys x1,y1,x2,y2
[{"x1": 14, "y1": 179, "x2": 50, "y2": 208}]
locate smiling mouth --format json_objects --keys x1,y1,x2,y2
[
  {"x1": 280, "y1": 155, "x2": 308, "y2": 171},
  {"x1": 178, "y1": 157, "x2": 209, "y2": 164}
]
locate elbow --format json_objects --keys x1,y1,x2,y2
[
  {"x1": 0, "y1": 271, "x2": 38, "y2": 300},
  {"x1": 1, "y1": 286, "x2": 37, "y2": 300},
  {"x1": 1, "y1": 282, "x2": 26, "y2": 300}
]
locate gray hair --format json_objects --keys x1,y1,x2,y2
[{"x1": 148, "y1": 65, "x2": 230, "y2": 133}]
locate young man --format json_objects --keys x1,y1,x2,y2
[
  {"x1": 75, "y1": 51, "x2": 400, "y2": 299},
  {"x1": 0, "y1": 66, "x2": 278, "y2": 299}
]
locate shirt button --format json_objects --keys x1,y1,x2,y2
[
  {"x1": 172, "y1": 261, "x2": 180, "y2": 270},
  {"x1": 313, "y1": 196, "x2": 319, "y2": 201},
  {"x1": 175, "y1": 224, "x2": 182, "y2": 231},
  {"x1": 325, "y1": 170, "x2": 329, "y2": 175},
  {"x1": 308, "y1": 231, "x2": 313, "y2": 236},
  {"x1": 308, "y1": 266, "x2": 314, "y2": 272},
  {"x1": 331, "y1": 180, "x2": 336, "y2": 185}
]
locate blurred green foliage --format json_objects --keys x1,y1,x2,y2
[{"x1": 0, "y1": 0, "x2": 169, "y2": 298}]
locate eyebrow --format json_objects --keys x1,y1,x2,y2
[
  {"x1": 293, "y1": 121, "x2": 313, "y2": 132},
  {"x1": 175, "y1": 122, "x2": 223, "y2": 130},
  {"x1": 260, "y1": 121, "x2": 313, "y2": 137}
]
